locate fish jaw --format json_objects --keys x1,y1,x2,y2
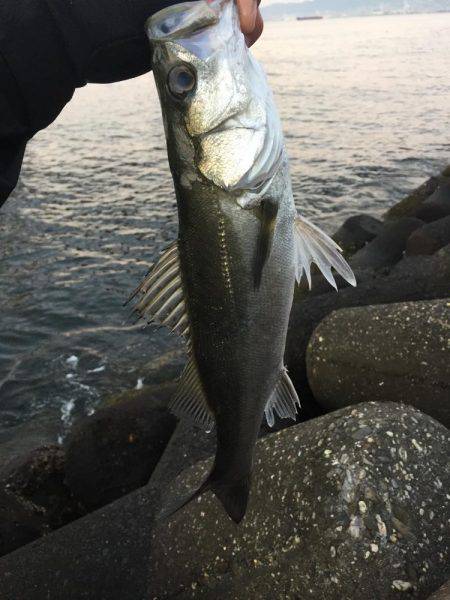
[{"x1": 148, "y1": 1, "x2": 284, "y2": 201}]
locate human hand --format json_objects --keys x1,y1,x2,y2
[
  {"x1": 236, "y1": 0, "x2": 264, "y2": 46},
  {"x1": 40, "y1": 0, "x2": 264, "y2": 87}
]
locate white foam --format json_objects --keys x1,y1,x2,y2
[
  {"x1": 87, "y1": 365, "x2": 106, "y2": 374},
  {"x1": 61, "y1": 398, "x2": 75, "y2": 427},
  {"x1": 66, "y1": 355, "x2": 79, "y2": 368}
]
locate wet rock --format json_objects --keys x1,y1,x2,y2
[
  {"x1": 286, "y1": 245, "x2": 450, "y2": 398},
  {"x1": 65, "y1": 383, "x2": 177, "y2": 509},
  {"x1": 306, "y1": 300, "x2": 450, "y2": 427},
  {"x1": 148, "y1": 402, "x2": 449, "y2": 599},
  {"x1": 0, "y1": 489, "x2": 44, "y2": 558},
  {"x1": 415, "y1": 180, "x2": 450, "y2": 223},
  {"x1": 349, "y1": 217, "x2": 423, "y2": 271},
  {"x1": 140, "y1": 347, "x2": 185, "y2": 385},
  {"x1": 0, "y1": 409, "x2": 60, "y2": 471},
  {"x1": 406, "y1": 216, "x2": 450, "y2": 256},
  {"x1": 383, "y1": 168, "x2": 448, "y2": 221},
  {"x1": 1, "y1": 445, "x2": 84, "y2": 532},
  {"x1": 333, "y1": 214, "x2": 384, "y2": 255}
]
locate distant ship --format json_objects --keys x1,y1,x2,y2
[{"x1": 296, "y1": 15, "x2": 323, "y2": 21}]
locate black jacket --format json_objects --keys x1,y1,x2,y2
[{"x1": 0, "y1": 0, "x2": 179, "y2": 207}]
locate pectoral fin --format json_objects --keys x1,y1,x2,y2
[
  {"x1": 170, "y1": 356, "x2": 215, "y2": 432},
  {"x1": 253, "y1": 200, "x2": 278, "y2": 289},
  {"x1": 126, "y1": 241, "x2": 190, "y2": 339},
  {"x1": 265, "y1": 368, "x2": 301, "y2": 428},
  {"x1": 294, "y1": 215, "x2": 357, "y2": 289}
]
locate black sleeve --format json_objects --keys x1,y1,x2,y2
[{"x1": 0, "y1": 0, "x2": 182, "y2": 208}]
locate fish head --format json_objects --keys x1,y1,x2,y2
[{"x1": 147, "y1": 0, "x2": 283, "y2": 201}]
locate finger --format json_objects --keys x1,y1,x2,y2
[
  {"x1": 245, "y1": 9, "x2": 263, "y2": 47},
  {"x1": 236, "y1": 0, "x2": 258, "y2": 36}
]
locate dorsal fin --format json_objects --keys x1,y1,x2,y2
[
  {"x1": 294, "y1": 215, "x2": 357, "y2": 290},
  {"x1": 127, "y1": 241, "x2": 190, "y2": 339},
  {"x1": 265, "y1": 368, "x2": 301, "y2": 428},
  {"x1": 170, "y1": 356, "x2": 215, "y2": 432}
]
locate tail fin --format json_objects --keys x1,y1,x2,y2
[
  {"x1": 211, "y1": 477, "x2": 251, "y2": 524},
  {"x1": 159, "y1": 474, "x2": 251, "y2": 524}
]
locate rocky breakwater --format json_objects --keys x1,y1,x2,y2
[
  {"x1": 0, "y1": 168, "x2": 449, "y2": 599},
  {"x1": 148, "y1": 402, "x2": 449, "y2": 599},
  {"x1": 286, "y1": 165, "x2": 450, "y2": 423}
]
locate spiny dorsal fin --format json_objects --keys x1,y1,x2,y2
[
  {"x1": 170, "y1": 356, "x2": 215, "y2": 432},
  {"x1": 127, "y1": 241, "x2": 190, "y2": 339},
  {"x1": 265, "y1": 368, "x2": 301, "y2": 428},
  {"x1": 294, "y1": 215, "x2": 357, "y2": 290}
]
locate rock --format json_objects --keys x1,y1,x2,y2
[
  {"x1": 0, "y1": 489, "x2": 44, "y2": 558},
  {"x1": 0, "y1": 409, "x2": 61, "y2": 472},
  {"x1": 286, "y1": 245, "x2": 450, "y2": 398},
  {"x1": 0, "y1": 481, "x2": 162, "y2": 600},
  {"x1": 1, "y1": 445, "x2": 84, "y2": 533},
  {"x1": 406, "y1": 216, "x2": 450, "y2": 256},
  {"x1": 427, "y1": 580, "x2": 450, "y2": 600},
  {"x1": 306, "y1": 300, "x2": 450, "y2": 427},
  {"x1": 383, "y1": 169, "x2": 448, "y2": 221},
  {"x1": 140, "y1": 347, "x2": 185, "y2": 385},
  {"x1": 415, "y1": 180, "x2": 450, "y2": 223},
  {"x1": 147, "y1": 402, "x2": 449, "y2": 599},
  {"x1": 333, "y1": 215, "x2": 384, "y2": 255},
  {"x1": 103, "y1": 380, "x2": 175, "y2": 407},
  {"x1": 64, "y1": 383, "x2": 177, "y2": 509},
  {"x1": 349, "y1": 217, "x2": 423, "y2": 271},
  {"x1": 0, "y1": 404, "x2": 448, "y2": 599}
]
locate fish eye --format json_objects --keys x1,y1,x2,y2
[{"x1": 167, "y1": 65, "x2": 196, "y2": 99}]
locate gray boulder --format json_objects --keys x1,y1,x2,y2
[
  {"x1": 349, "y1": 217, "x2": 423, "y2": 271},
  {"x1": 0, "y1": 489, "x2": 44, "y2": 558},
  {"x1": 286, "y1": 245, "x2": 450, "y2": 399},
  {"x1": 383, "y1": 168, "x2": 448, "y2": 221},
  {"x1": 0, "y1": 481, "x2": 162, "y2": 599},
  {"x1": 0, "y1": 404, "x2": 448, "y2": 599},
  {"x1": 406, "y1": 215, "x2": 450, "y2": 256},
  {"x1": 415, "y1": 180, "x2": 450, "y2": 223},
  {"x1": 64, "y1": 383, "x2": 177, "y2": 509},
  {"x1": 0, "y1": 409, "x2": 61, "y2": 472},
  {"x1": 148, "y1": 402, "x2": 449, "y2": 599},
  {"x1": 1, "y1": 445, "x2": 83, "y2": 534},
  {"x1": 306, "y1": 299, "x2": 450, "y2": 427},
  {"x1": 333, "y1": 214, "x2": 383, "y2": 255}
]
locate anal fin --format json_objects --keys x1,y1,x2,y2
[
  {"x1": 294, "y1": 215, "x2": 357, "y2": 290},
  {"x1": 170, "y1": 356, "x2": 215, "y2": 432},
  {"x1": 265, "y1": 368, "x2": 301, "y2": 428}
]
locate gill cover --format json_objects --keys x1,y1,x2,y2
[{"x1": 147, "y1": 0, "x2": 283, "y2": 198}]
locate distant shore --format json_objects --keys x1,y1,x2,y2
[{"x1": 262, "y1": 9, "x2": 450, "y2": 21}]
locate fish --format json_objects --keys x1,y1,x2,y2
[{"x1": 129, "y1": 0, "x2": 356, "y2": 524}]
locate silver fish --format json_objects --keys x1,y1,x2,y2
[{"x1": 130, "y1": 0, "x2": 356, "y2": 523}]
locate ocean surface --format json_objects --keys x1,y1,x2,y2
[{"x1": 0, "y1": 13, "x2": 449, "y2": 436}]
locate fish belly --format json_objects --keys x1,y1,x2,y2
[{"x1": 177, "y1": 185, "x2": 296, "y2": 476}]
